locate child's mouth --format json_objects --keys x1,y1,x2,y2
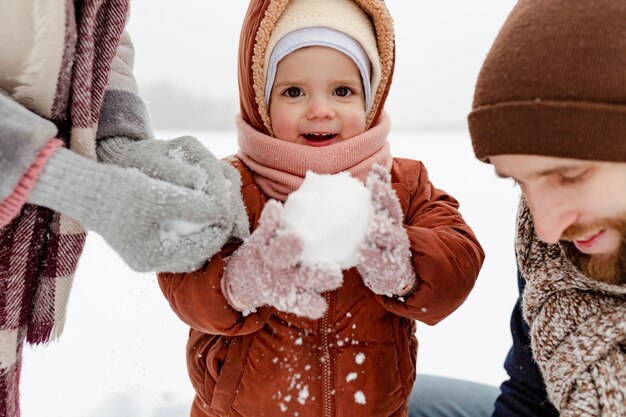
[{"x1": 301, "y1": 133, "x2": 337, "y2": 147}]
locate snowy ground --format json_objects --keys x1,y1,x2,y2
[{"x1": 21, "y1": 129, "x2": 521, "y2": 417}]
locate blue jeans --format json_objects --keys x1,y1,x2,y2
[{"x1": 408, "y1": 375, "x2": 499, "y2": 417}]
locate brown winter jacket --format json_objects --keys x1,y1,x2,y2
[
  {"x1": 158, "y1": 157, "x2": 484, "y2": 417},
  {"x1": 158, "y1": 1, "x2": 483, "y2": 415}
]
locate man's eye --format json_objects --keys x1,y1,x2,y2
[
  {"x1": 283, "y1": 87, "x2": 303, "y2": 98},
  {"x1": 559, "y1": 169, "x2": 589, "y2": 185},
  {"x1": 334, "y1": 87, "x2": 353, "y2": 97}
]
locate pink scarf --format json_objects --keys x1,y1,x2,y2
[{"x1": 237, "y1": 112, "x2": 393, "y2": 201}]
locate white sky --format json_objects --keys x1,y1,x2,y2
[{"x1": 126, "y1": 0, "x2": 517, "y2": 128}]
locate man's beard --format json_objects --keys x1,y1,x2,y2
[{"x1": 560, "y1": 215, "x2": 626, "y2": 285}]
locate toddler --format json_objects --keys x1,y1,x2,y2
[{"x1": 158, "y1": 0, "x2": 484, "y2": 416}]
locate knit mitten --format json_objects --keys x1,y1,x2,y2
[
  {"x1": 357, "y1": 164, "x2": 417, "y2": 297},
  {"x1": 222, "y1": 200, "x2": 343, "y2": 319},
  {"x1": 28, "y1": 147, "x2": 236, "y2": 273},
  {"x1": 97, "y1": 135, "x2": 249, "y2": 242}
]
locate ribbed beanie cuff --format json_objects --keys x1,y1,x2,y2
[{"x1": 470, "y1": 101, "x2": 626, "y2": 162}]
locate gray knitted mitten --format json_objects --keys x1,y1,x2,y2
[
  {"x1": 97, "y1": 135, "x2": 249, "y2": 242},
  {"x1": 28, "y1": 147, "x2": 241, "y2": 272}
]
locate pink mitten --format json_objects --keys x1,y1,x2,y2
[
  {"x1": 222, "y1": 200, "x2": 343, "y2": 319},
  {"x1": 357, "y1": 164, "x2": 417, "y2": 297}
]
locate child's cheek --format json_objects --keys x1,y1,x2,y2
[
  {"x1": 270, "y1": 107, "x2": 298, "y2": 143},
  {"x1": 344, "y1": 113, "x2": 367, "y2": 139}
]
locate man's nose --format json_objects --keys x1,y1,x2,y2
[
  {"x1": 525, "y1": 190, "x2": 578, "y2": 244},
  {"x1": 524, "y1": 190, "x2": 578, "y2": 244}
]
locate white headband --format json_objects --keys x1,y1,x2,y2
[{"x1": 264, "y1": 27, "x2": 372, "y2": 111}]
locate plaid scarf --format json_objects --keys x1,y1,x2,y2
[
  {"x1": 516, "y1": 199, "x2": 626, "y2": 417},
  {"x1": 0, "y1": 1, "x2": 129, "y2": 416}
]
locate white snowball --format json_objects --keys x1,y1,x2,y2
[{"x1": 282, "y1": 172, "x2": 373, "y2": 269}]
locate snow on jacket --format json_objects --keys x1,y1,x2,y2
[{"x1": 158, "y1": 156, "x2": 484, "y2": 417}]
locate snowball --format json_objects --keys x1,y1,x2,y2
[
  {"x1": 346, "y1": 372, "x2": 358, "y2": 382},
  {"x1": 355, "y1": 353, "x2": 365, "y2": 365},
  {"x1": 282, "y1": 172, "x2": 373, "y2": 269}
]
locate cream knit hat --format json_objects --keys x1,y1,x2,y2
[
  {"x1": 264, "y1": 27, "x2": 372, "y2": 110},
  {"x1": 263, "y1": 0, "x2": 380, "y2": 107}
]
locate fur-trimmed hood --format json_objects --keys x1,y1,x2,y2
[{"x1": 237, "y1": 0, "x2": 395, "y2": 136}]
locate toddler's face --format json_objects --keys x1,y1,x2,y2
[{"x1": 268, "y1": 46, "x2": 367, "y2": 146}]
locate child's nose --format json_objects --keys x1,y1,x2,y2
[{"x1": 306, "y1": 97, "x2": 335, "y2": 120}]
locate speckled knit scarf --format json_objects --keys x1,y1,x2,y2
[
  {"x1": 516, "y1": 198, "x2": 626, "y2": 417},
  {"x1": 236, "y1": 111, "x2": 393, "y2": 201},
  {"x1": 0, "y1": 1, "x2": 128, "y2": 416}
]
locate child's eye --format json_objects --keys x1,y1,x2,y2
[
  {"x1": 283, "y1": 87, "x2": 303, "y2": 98},
  {"x1": 334, "y1": 86, "x2": 354, "y2": 97}
]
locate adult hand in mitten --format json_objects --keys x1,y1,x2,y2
[
  {"x1": 357, "y1": 164, "x2": 417, "y2": 297},
  {"x1": 97, "y1": 135, "x2": 249, "y2": 242},
  {"x1": 222, "y1": 200, "x2": 343, "y2": 319},
  {"x1": 27, "y1": 147, "x2": 238, "y2": 272}
]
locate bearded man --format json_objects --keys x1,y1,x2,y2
[{"x1": 409, "y1": 0, "x2": 626, "y2": 416}]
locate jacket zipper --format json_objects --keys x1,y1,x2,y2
[{"x1": 320, "y1": 292, "x2": 334, "y2": 417}]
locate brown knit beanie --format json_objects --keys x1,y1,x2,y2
[{"x1": 468, "y1": 0, "x2": 626, "y2": 163}]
